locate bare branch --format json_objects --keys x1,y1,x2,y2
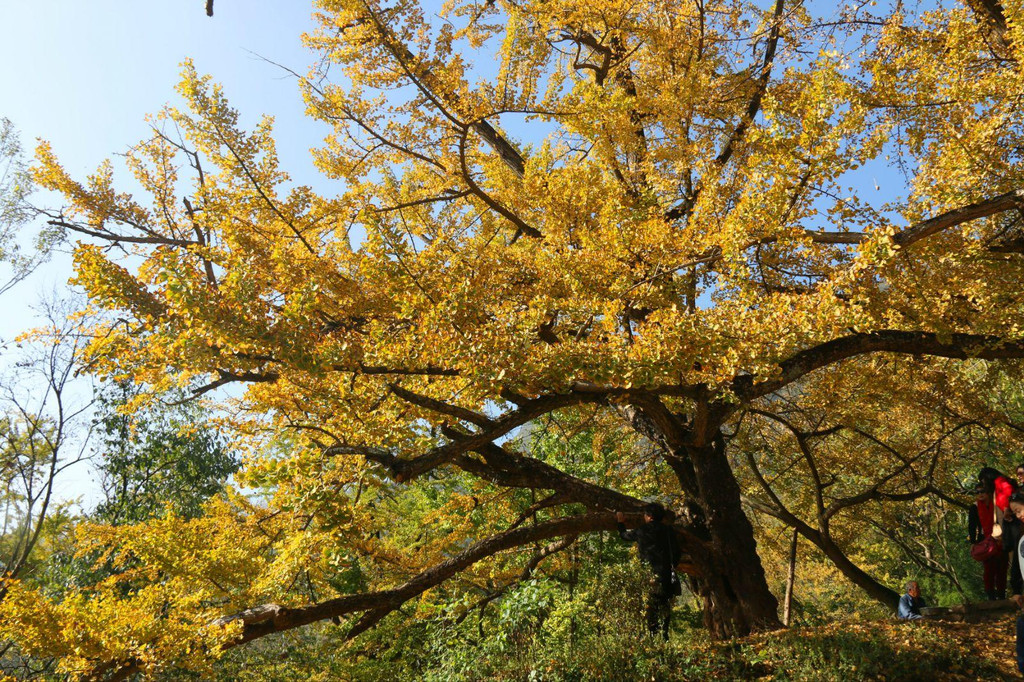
[
  {"x1": 388, "y1": 383, "x2": 492, "y2": 428},
  {"x1": 714, "y1": 0, "x2": 785, "y2": 168}
]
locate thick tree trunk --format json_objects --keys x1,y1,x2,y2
[
  {"x1": 623, "y1": 399, "x2": 782, "y2": 637},
  {"x1": 685, "y1": 436, "x2": 783, "y2": 638}
]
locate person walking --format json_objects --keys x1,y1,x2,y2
[{"x1": 615, "y1": 503, "x2": 681, "y2": 640}]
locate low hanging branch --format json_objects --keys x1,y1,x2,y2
[
  {"x1": 95, "y1": 514, "x2": 619, "y2": 681},
  {"x1": 741, "y1": 406, "x2": 984, "y2": 610}
]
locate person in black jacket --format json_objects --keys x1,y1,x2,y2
[
  {"x1": 616, "y1": 503, "x2": 681, "y2": 640},
  {"x1": 1006, "y1": 491, "x2": 1024, "y2": 675},
  {"x1": 1003, "y1": 500, "x2": 1024, "y2": 598}
]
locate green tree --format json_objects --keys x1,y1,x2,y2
[{"x1": 92, "y1": 383, "x2": 237, "y2": 524}]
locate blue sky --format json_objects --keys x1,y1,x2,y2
[
  {"x1": 0, "y1": 1, "x2": 326, "y2": 339},
  {"x1": 1, "y1": 1, "x2": 319, "y2": 174}
]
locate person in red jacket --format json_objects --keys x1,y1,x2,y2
[
  {"x1": 981, "y1": 467, "x2": 1016, "y2": 511},
  {"x1": 978, "y1": 467, "x2": 1016, "y2": 599}
]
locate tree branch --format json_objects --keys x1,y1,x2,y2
[
  {"x1": 357, "y1": 0, "x2": 526, "y2": 178},
  {"x1": 665, "y1": 0, "x2": 785, "y2": 221},
  {"x1": 747, "y1": 331, "x2": 1024, "y2": 400}
]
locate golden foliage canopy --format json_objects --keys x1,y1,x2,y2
[{"x1": 8, "y1": 0, "x2": 1024, "y2": 675}]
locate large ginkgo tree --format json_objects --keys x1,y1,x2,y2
[{"x1": 5, "y1": 0, "x2": 1024, "y2": 677}]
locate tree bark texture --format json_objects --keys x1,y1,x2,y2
[{"x1": 684, "y1": 436, "x2": 783, "y2": 637}]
